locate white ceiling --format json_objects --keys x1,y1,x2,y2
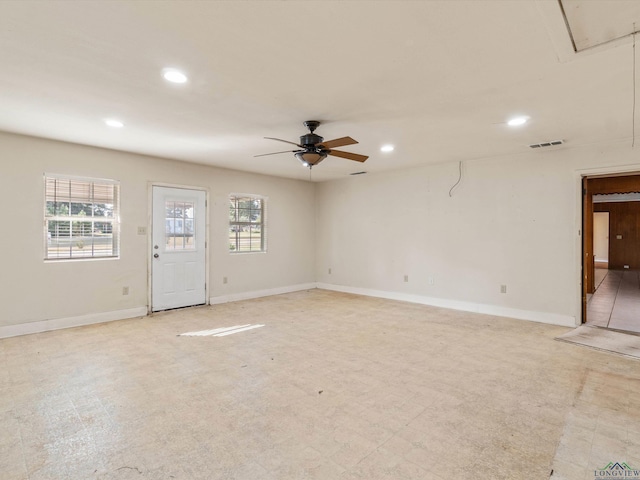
[
  {"x1": 561, "y1": 0, "x2": 640, "y2": 51},
  {"x1": 0, "y1": 1, "x2": 639, "y2": 182}
]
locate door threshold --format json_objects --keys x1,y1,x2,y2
[{"x1": 151, "y1": 303, "x2": 206, "y2": 314}]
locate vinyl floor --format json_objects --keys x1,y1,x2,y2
[{"x1": 1, "y1": 289, "x2": 639, "y2": 479}]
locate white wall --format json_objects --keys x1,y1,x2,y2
[
  {"x1": 315, "y1": 141, "x2": 640, "y2": 326},
  {"x1": 0, "y1": 132, "x2": 315, "y2": 331},
  {"x1": 3, "y1": 130, "x2": 639, "y2": 334}
]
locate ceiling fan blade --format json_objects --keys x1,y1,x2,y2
[
  {"x1": 264, "y1": 137, "x2": 303, "y2": 147},
  {"x1": 318, "y1": 136, "x2": 358, "y2": 149},
  {"x1": 254, "y1": 150, "x2": 300, "y2": 157},
  {"x1": 327, "y1": 149, "x2": 369, "y2": 162}
]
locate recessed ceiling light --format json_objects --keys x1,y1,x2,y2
[
  {"x1": 380, "y1": 144, "x2": 395, "y2": 152},
  {"x1": 104, "y1": 119, "x2": 124, "y2": 128},
  {"x1": 507, "y1": 116, "x2": 529, "y2": 127},
  {"x1": 162, "y1": 68, "x2": 188, "y2": 84}
]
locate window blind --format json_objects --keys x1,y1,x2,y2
[{"x1": 44, "y1": 175, "x2": 120, "y2": 260}]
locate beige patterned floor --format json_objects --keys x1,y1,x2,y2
[{"x1": 1, "y1": 289, "x2": 639, "y2": 479}]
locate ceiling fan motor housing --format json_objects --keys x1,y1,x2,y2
[{"x1": 300, "y1": 133, "x2": 323, "y2": 146}]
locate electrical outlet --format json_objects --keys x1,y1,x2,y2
[
  {"x1": 223, "y1": 276, "x2": 228, "y2": 284},
  {"x1": 624, "y1": 265, "x2": 630, "y2": 269},
  {"x1": 122, "y1": 286, "x2": 129, "y2": 295},
  {"x1": 500, "y1": 285, "x2": 507, "y2": 294},
  {"x1": 328, "y1": 268, "x2": 332, "y2": 274},
  {"x1": 404, "y1": 275, "x2": 409, "y2": 282},
  {"x1": 137, "y1": 226, "x2": 147, "y2": 235},
  {"x1": 428, "y1": 277, "x2": 434, "y2": 285}
]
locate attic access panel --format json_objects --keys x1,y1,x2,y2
[{"x1": 559, "y1": 0, "x2": 640, "y2": 52}]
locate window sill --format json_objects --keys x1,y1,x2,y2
[{"x1": 44, "y1": 256, "x2": 120, "y2": 263}]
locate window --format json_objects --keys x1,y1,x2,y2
[
  {"x1": 165, "y1": 200, "x2": 195, "y2": 250},
  {"x1": 229, "y1": 195, "x2": 266, "y2": 253},
  {"x1": 44, "y1": 175, "x2": 120, "y2": 260}
]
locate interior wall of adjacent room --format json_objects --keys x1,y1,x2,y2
[
  {"x1": 0, "y1": 131, "x2": 315, "y2": 328},
  {"x1": 592, "y1": 211, "x2": 609, "y2": 264},
  {"x1": 315, "y1": 141, "x2": 640, "y2": 325},
  {"x1": 594, "y1": 201, "x2": 640, "y2": 269}
]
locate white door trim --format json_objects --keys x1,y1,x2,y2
[{"x1": 147, "y1": 182, "x2": 210, "y2": 314}]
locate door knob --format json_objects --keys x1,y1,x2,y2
[{"x1": 154, "y1": 253, "x2": 159, "y2": 258}]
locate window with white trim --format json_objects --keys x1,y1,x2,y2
[
  {"x1": 229, "y1": 195, "x2": 266, "y2": 253},
  {"x1": 44, "y1": 175, "x2": 120, "y2": 260}
]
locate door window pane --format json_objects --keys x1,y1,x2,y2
[{"x1": 165, "y1": 201, "x2": 195, "y2": 250}]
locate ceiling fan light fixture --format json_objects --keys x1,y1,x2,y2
[
  {"x1": 295, "y1": 151, "x2": 327, "y2": 168},
  {"x1": 380, "y1": 144, "x2": 394, "y2": 152}
]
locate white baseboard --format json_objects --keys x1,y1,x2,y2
[
  {"x1": 210, "y1": 283, "x2": 317, "y2": 305},
  {"x1": 1, "y1": 283, "x2": 576, "y2": 339},
  {"x1": 317, "y1": 283, "x2": 576, "y2": 327},
  {"x1": 0, "y1": 306, "x2": 148, "y2": 339}
]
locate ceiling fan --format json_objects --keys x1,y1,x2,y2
[{"x1": 255, "y1": 120, "x2": 368, "y2": 168}]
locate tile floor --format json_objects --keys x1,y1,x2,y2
[
  {"x1": 587, "y1": 269, "x2": 640, "y2": 333},
  {"x1": 557, "y1": 325, "x2": 640, "y2": 359},
  {"x1": 1, "y1": 289, "x2": 639, "y2": 479}
]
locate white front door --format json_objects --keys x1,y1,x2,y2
[{"x1": 152, "y1": 186, "x2": 206, "y2": 312}]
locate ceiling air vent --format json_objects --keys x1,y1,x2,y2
[
  {"x1": 350, "y1": 171, "x2": 367, "y2": 176},
  {"x1": 529, "y1": 140, "x2": 564, "y2": 149}
]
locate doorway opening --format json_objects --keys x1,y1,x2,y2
[{"x1": 582, "y1": 174, "x2": 640, "y2": 333}]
